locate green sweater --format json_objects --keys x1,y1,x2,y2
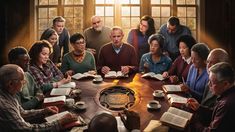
[
  {"x1": 61, "y1": 51, "x2": 96, "y2": 74},
  {"x1": 16, "y1": 72, "x2": 42, "y2": 110}
]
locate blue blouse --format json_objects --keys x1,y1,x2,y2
[
  {"x1": 139, "y1": 53, "x2": 172, "y2": 74},
  {"x1": 186, "y1": 64, "x2": 209, "y2": 102}
]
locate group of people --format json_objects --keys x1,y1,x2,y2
[{"x1": 0, "y1": 14, "x2": 234, "y2": 132}]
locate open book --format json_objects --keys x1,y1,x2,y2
[
  {"x1": 141, "y1": 72, "x2": 165, "y2": 81},
  {"x1": 162, "y1": 85, "x2": 182, "y2": 93},
  {"x1": 104, "y1": 71, "x2": 128, "y2": 78},
  {"x1": 72, "y1": 72, "x2": 95, "y2": 80},
  {"x1": 167, "y1": 94, "x2": 188, "y2": 108},
  {"x1": 144, "y1": 120, "x2": 169, "y2": 132},
  {"x1": 58, "y1": 82, "x2": 76, "y2": 88},
  {"x1": 43, "y1": 95, "x2": 66, "y2": 107},
  {"x1": 160, "y1": 107, "x2": 193, "y2": 130},
  {"x1": 50, "y1": 88, "x2": 72, "y2": 96},
  {"x1": 45, "y1": 111, "x2": 86, "y2": 129}
]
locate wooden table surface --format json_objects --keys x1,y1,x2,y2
[{"x1": 72, "y1": 73, "x2": 170, "y2": 130}]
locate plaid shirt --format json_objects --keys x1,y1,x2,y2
[
  {"x1": 0, "y1": 88, "x2": 62, "y2": 131},
  {"x1": 29, "y1": 60, "x2": 63, "y2": 89}
]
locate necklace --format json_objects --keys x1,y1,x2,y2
[{"x1": 73, "y1": 51, "x2": 86, "y2": 63}]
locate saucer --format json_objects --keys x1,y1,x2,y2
[
  {"x1": 153, "y1": 90, "x2": 164, "y2": 98},
  {"x1": 74, "y1": 101, "x2": 87, "y2": 110},
  {"x1": 153, "y1": 92, "x2": 165, "y2": 98},
  {"x1": 93, "y1": 78, "x2": 103, "y2": 83},
  {"x1": 147, "y1": 100, "x2": 161, "y2": 110}
]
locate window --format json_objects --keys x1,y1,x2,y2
[
  {"x1": 34, "y1": 0, "x2": 198, "y2": 41},
  {"x1": 36, "y1": 0, "x2": 84, "y2": 39},
  {"x1": 151, "y1": 0, "x2": 197, "y2": 38}
]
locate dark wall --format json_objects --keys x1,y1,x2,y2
[
  {"x1": 0, "y1": 0, "x2": 30, "y2": 66},
  {"x1": 204, "y1": 0, "x2": 235, "y2": 66}
]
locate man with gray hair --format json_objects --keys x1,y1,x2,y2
[
  {"x1": 84, "y1": 16, "x2": 111, "y2": 61},
  {"x1": 187, "y1": 48, "x2": 230, "y2": 125},
  {"x1": 191, "y1": 62, "x2": 235, "y2": 131},
  {"x1": 0, "y1": 64, "x2": 77, "y2": 131}
]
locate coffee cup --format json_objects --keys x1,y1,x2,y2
[
  {"x1": 153, "y1": 90, "x2": 164, "y2": 97},
  {"x1": 65, "y1": 98, "x2": 75, "y2": 107}
]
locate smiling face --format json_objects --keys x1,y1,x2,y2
[
  {"x1": 191, "y1": 51, "x2": 205, "y2": 68},
  {"x1": 37, "y1": 47, "x2": 50, "y2": 65},
  {"x1": 47, "y1": 33, "x2": 58, "y2": 46},
  {"x1": 16, "y1": 54, "x2": 30, "y2": 72}
]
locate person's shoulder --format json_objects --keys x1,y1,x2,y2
[
  {"x1": 162, "y1": 54, "x2": 172, "y2": 62},
  {"x1": 84, "y1": 27, "x2": 93, "y2": 33}
]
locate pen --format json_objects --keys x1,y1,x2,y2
[{"x1": 182, "y1": 77, "x2": 186, "y2": 84}]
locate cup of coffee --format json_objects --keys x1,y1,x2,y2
[
  {"x1": 65, "y1": 98, "x2": 75, "y2": 107},
  {"x1": 153, "y1": 90, "x2": 164, "y2": 97}
]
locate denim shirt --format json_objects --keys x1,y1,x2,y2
[{"x1": 139, "y1": 52, "x2": 172, "y2": 74}]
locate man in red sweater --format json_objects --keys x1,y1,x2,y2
[{"x1": 98, "y1": 26, "x2": 138, "y2": 75}]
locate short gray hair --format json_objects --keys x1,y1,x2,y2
[
  {"x1": 209, "y1": 62, "x2": 235, "y2": 83},
  {"x1": 0, "y1": 64, "x2": 22, "y2": 87}
]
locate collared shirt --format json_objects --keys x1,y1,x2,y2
[
  {"x1": 0, "y1": 88, "x2": 62, "y2": 131},
  {"x1": 29, "y1": 60, "x2": 63, "y2": 93},
  {"x1": 112, "y1": 44, "x2": 123, "y2": 54},
  {"x1": 193, "y1": 86, "x2": 235, "y2": 132},
  {"x1": 139, "y1": 52, "x2": 172, "y2": 74},
  {"x1": 159, "y1": 24, "x2": 191, "y2": 54},
  {"x1": 182, "y1": 56, "x2": 191, "y2": 64},
  {"x1": 186, "y1": 64, "x2": 208, "y2": 102}
]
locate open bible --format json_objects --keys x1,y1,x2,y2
[
  {"x1": 58, "y1": 82, "x2": 76, "y2": 88},
  {"x1": 162, "y1": 85, "x2": 183, "y2": 93},
  {"x1": 160, "y1": 107, "x2": 193, "y2": 130},
  {"x1": 72, "y1": 72, "x2": 95, "y2": 80},
  {"x1": 167, "y1": 94, "x2": 188, "y2": 108},
  {"x1": 45, "y1": 111, "x2": 86, "y2": 129},
  {"x1": 43, "y1": 96, "x2": 66, "y2": 107},
  {"x1": 50, "y1": 88, "x2": 72, "y2": 96},
  {"x1": 104, "y1": 71, "x2": 128, "y2": 78},
  {"x1": 141, "y1": 72, "x2": 165, "y2": 81}
]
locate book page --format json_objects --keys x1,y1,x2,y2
[
  {"x1": 167, "y1": 107, "x2": 192, "y2": 120},
  {"x1": 43, "y1": 96, "x2": 66, "y2": 104},
  {"x1": 141, "y1": 72, "x2": 155, "y2": 78},
  {"x1": 163, "y1": 85, "x2": 181, "y2": 92},
  {"x1": 58, "y1": 82, "x2": 76, "y2": 88},
  {"x1": 160, "y1": 112, "x2": 188, "y2": 130},
  {"x1": 72, "y1": 73, "x2": 85, "y2": 80},
  {"x1": 105, "y1": 71, "x2": 117, "y2": 78},
  {"x1": 170, "y1": 97, "x2": 187, "y2": 104},
  {"x1": 144, "y1": 120, "x2": 169, "y2": 132},
  {"x1": 50, "y1": 88, "x2": 71, "y2": 96},
  {"x1": 45, "y1": 111, "x2": 69, "y2": 123},
  {"x1": 153, "y1": 74, "x2": 164, "y2": 81}
]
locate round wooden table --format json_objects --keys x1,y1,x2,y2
[{"x1": 74, "y1": 73, "x2": 170, "y2": 130}]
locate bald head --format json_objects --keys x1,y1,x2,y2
[
  {"x1": 91, "y1": 16, "x2": 103, "y2": 31},
  {"x1": 207, "y1": 48, "x2": 230, "y2": 71},
  {"x1": 88, "y1": 113, "x2": 118, "y2": 132}
]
